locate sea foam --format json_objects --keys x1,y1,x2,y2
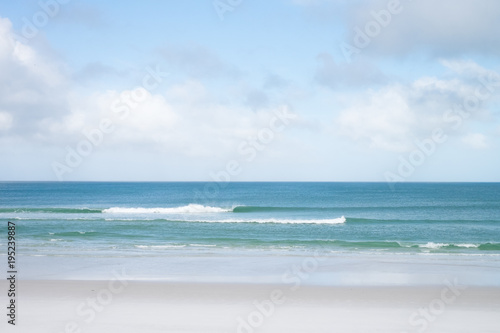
[
  {"x1": 102, "y1": 204, "x2": 346, "y2": 224},
  {"x1": 419, "y1": 242, "x2": 480, "y2": 249},
  {"x1": 103, "y1": 204, "x2": 231, "y2": 214},
  {"x1": 206, "y1": 217, "x2": 347, "y2": 224}
]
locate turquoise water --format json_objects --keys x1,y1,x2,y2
[{"x1": 1, "y1": 182, "x2": 499, "y2": 258}]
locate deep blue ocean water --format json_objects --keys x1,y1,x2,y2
[{"x1": 1, "y1": 182, "x2": 499, "y2": 259}]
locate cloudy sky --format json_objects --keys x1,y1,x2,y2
[{"x1": 1, "y1": 0, "x2": 499, "y2": 182}]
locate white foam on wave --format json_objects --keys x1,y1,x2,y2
[
  {"x1": 455, "y1": 243, "x2": 479, "y2": 248},
  {"x1": 103, "y1": 204, "x2": 231, "y2": 214},
  {"x1": 194, "y1": 216, "x2": 346, "y2": 224},
  {"x1": 102, "y1": 204, "x2": 346, "y2": 224},
  {"x1": 419, "y1": 242, "x2": 479, "y2": 249},
  {"x1": 419, "y1": 242, "x2": 448, "y2": 249},
  {"x1": 110, "y1": 217, "x2": 346, "y2": 224}
]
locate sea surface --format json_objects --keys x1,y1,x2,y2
[{"x1": 1, "y1": 182, "x2": 499, "y2": 284}]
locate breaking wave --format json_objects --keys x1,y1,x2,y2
[{"x1": 103, "y1": 204, "x2": 232, "y2": 214}]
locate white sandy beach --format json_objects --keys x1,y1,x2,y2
[
  {"x1": 1, "y1": 280, "x2": 499, "y2": 333},
  {"x1": 3, "y1": 253, "x2": 500, "y2": 332}
]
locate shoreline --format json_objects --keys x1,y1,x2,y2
[
  {"x1": 11, "y1": 252, "x2": 500, "y2": 287},
  {"x1": 2, "y1": 280, "x2": 499, "y2": 332}
]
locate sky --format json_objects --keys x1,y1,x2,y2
[{"x1": 0, "y1": 0, "x2": 499, "y2": 182}]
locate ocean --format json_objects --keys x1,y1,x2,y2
[{"x1": 1, "y1": 182, "x2": 500, "y2": 284}]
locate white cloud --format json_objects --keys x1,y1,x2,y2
[
  {"x1": 0, "y1": 17, "x2": 68, "y2": 137},
  {"x1": 440, "y1": 59, "x2": 491, "y2": 77},
  {"x1": 336, "y1": 86, "x2": 415, "y2": 151},
  {"x1": 461, "y1": 133, "x2": 488, "y2": 149},
  {"x1": 322, "y1": 0, "x2": 500, "y2": 57},
  {"x1": 39, "y1": 78, "x2": 297, "y2": 161},
  {"x1": 335, "y1": 62, "x2": 499, "y2": 152},
  {"x1": 0, "y1": 16, "x2": 297, "y2": 161},
  {"x1": 0, "y1": 18, "x2": 64, "y2": 87},
  {"x1": 315, "y1": 52, "x2": 386, "y2": 88},
  {"x1": 0, "y1": 111, "x2": 13, "y2": 131}
]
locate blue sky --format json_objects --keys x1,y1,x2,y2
[{"x1": 0, "y1": 0, "x2": 499, "y2": 182}]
